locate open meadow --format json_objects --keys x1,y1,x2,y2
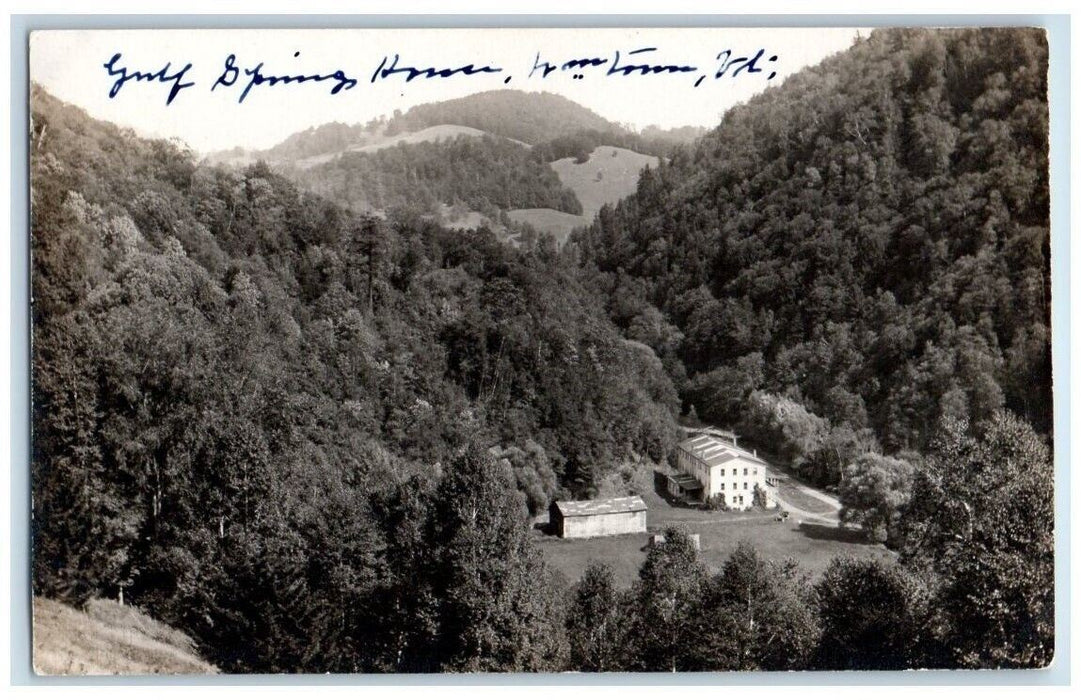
[{"x1": 550, "y1": 146, "x2": 660, "y2": 219}]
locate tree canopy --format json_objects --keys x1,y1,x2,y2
[{"x1": 572, "y1": 28, "x2": 1050, "y2": 471}]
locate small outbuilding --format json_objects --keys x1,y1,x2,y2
[{"x1": 549, "y1": 496, "x2": 648, "y2": 539}]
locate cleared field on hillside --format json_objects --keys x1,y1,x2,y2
[
  {"x1": 551, "y1": 146, "x2": 659, "y2": 219},
  {"x1": 32, "y1": 597, "x2": 217, "y2": 676},
  {"x1": 534, "y1": 479, "x2": 894, "y2": 589},
  {"x1": 350, "y1": 124, "x2": 503, "y2": 152},
  {"x1": 290, "y1": 124, "x2": 529, "y2": 168},
  {"x1": 506, "y1": 208, "x2": 589, "y2": 246}
]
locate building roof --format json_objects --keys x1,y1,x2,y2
[
  {"x1": 679, "y1": 433, "x2": 768, "y2": 467},
  {"x1": 553, "y1": 496, "x2": 647, "y2": 517},
  {"x1": 667, "y1": 472, "x2": 703, "y2": 490}
]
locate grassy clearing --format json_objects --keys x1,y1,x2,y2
[
  {"x1": 535, "y1": 473, "x2": 894, "y2": 589},
  {"x1": 506, "y1": 208, "x2": 589, "y2": 245},
  {"x1": 550, "y1": 147, "x2": 659, "y2": 219},
  {"x1": 349, "y1": 124, "x2": 500, "y2": 153},
  {"x1": 507, "y1": 146, "x2": 658, "y2": 245},
  {"x1": 285, "y1": 124, "x2": 530, "y2": 169},
  {"x1": 32, "y1": 597, "x2": 217, "y2": 676}
]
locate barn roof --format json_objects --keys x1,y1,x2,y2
[
  {"x1": 679, "y1": 433, "x2": 767, "y2": 467},
  {"x1": 553, "y1": 496, "x2": 647, "y2": 517}
]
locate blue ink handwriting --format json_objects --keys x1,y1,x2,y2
[
  {"x1": 212, "y1": 53, "x2": 359, "y2": 104},
  {"x1": 371, "y1": 54, "x2": 503, "y2": 83},
  {"x1": 103, "y1": 53, "x2": 195, "y2": 106},
  {"x1": 528, "y1": 47, "x2": 779, "y2": 86},
  {"x1": 101, "y1": 46, "x2": 783, "y2": 106}
]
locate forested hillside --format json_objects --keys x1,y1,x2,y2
[
  {"x1": 573, "y1": 27, "x2": 1051, "y2": 485},
  {"x1": 30, "y1": 84, "x2": 677, "y2": 672},
  {"x1": 291, "y1": 133, "x2": 583, "y2": 219}
]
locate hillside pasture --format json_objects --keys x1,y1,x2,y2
[
  {"x1": 350, "y1": 124, "x2": 531, "y2": 153},
  {"x1": 550, "y1": 146, "x2": 659, "y2": 219},
  {"x1": 290, "y1": 124, "x2": 529, "y2": 169},
  {"x1": 506, "y1": 208, "x2": 590, "y2": 246}
]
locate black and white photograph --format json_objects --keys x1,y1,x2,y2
[{"x1": 22, "y1": 21, "x2": 1058, "y2": 677}]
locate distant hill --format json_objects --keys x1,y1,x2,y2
[
  {"x1": 206, "y1": 90, "x2": 622, "y2": 166},
  {"x1": 206, "y1": 91, "x2": 706, "y2": 168},
  {"x1": 261, "y1": 121, "x2": 380, "y2": 161},
  {"x1": 350, "y1": 124, "x2": 531, "y2": 154},
  {"x1": 640, "y1": 124, "x2": 709, "y2": 143},
  {"x1": 531, "y1": 126, "x2": 704, "y2": 163},
  {"x1": 385, "y1": 90, "x2": 624, "y2": 145},
  {"x1": 203, "y1": 90, "x2": 687, "y2": 240},
  {"x1": 204, "y1": 121, "x2": 383, "y2": 167},
  {"x1": 293, "y1": 133, "x2": 582, "y2": 218},
  {"x1": 209, "y1": 123, "x2": 532, "y2": 171},
  {"x1": 33, "y1": 598, "x2": 217, "y2": 675}
]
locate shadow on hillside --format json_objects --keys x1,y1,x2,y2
[{"x1": 797, "y1": 522, "x2": 869, "y2": 544}]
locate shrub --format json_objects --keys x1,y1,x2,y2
[{"x1": 703, "y1": 494, "x2": 728, "y2": 511}]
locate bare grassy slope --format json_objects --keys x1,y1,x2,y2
[
  {"x1": 505, "y1": 208, "x2": 589, "y2": 246},
  {"x1": 32, "y1": 597, "x2": 217, "y2": 676},
  {"x1": 294, "y1": 124, "x2": 531, "y2": 168},
  {"x1": 507, "y1": 146, "x2": 659, "y2": 244},
  {"x1": 350, "y1": 124, "x2": 530, "y2": 153},
  {"x1": 550, "y1": 146, "x2": 659, "y2": 220}
]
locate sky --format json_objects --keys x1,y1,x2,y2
[{"x1": 30, "y1": 27, "x2": 865, "y2": 154}]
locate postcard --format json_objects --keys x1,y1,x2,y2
[{"x1": 26, "y1": 25, "x2": 1055, "y2": 676}]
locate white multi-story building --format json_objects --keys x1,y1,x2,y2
[{"x1": 669, "y1": 431, "x2": 769, "y2": 510}]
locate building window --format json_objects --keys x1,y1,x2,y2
[
  {"x1": 720, "y1": 483, "x2": 725, "y2": 490},
  {"x1": 733, "y1": 483, "x2": 737, "y2": 491},
  {"x1": 744, "y1": 482, "x2": 748, "y2": 490},
  {"x1": 743, "y1": 467, "x2": 748, "y2": 476}
]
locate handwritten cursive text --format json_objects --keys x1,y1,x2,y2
[{"x1": 103, "y1": 53, "x2": 195, "y2": 106}]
